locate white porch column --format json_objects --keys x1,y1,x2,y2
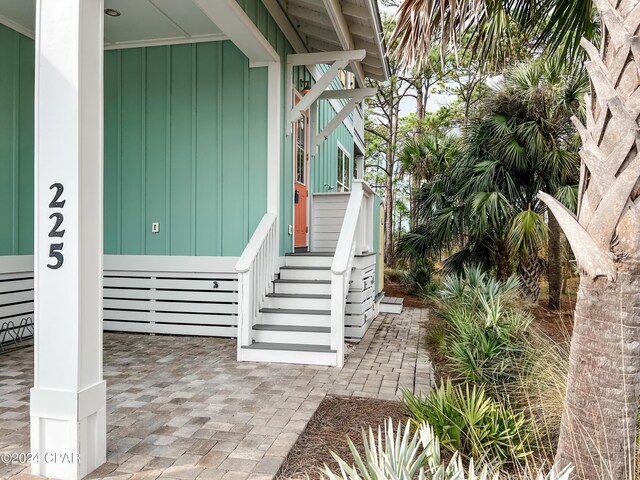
[{"x1": 31, "y1": 1, "x2": 106, "y2": 479}]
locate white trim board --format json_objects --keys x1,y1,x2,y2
[
  {"x1": 0, "y1": 256, "x2": 34, "y2": 275},
  {"x1": 104, "y1": 255, "x2": 239, "y2": 273},
  {"x1": 0, "y1": 15, "x2": 228, "y2": 49},
  {"x1": 104, "y1": 34, "x2": 228, "y2": 50},
  {"x1": 0, "y1": 14, "x2": 33, "y2": 39},
  {"x1": 0, "y1": 255, "x2": 240, "y2": 274}
]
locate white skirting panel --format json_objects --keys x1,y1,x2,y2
[
  {"x1": 0, "y1": 256, "x2": 35, "y2": 344},
  {"x1": 103, "y1": 255, "x2": 239, "y2": 337}
]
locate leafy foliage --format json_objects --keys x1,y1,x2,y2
[
  {"x1": 403, "y1": 382, "x2": 531, "y2": 463},
  {"x1": 390, "y1": 0, "x2": 597, "y2": 71},
  {"x1": 322, "y1": 418, "x2": 573, "y2": 480},
  {"x1": 430, "y1": 266, "x2": 533, "y2": 385},
  {"x1": 397, "y1": 60, "x2": 585, "y2": 296}
]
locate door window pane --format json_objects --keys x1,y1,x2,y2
[{"x1": 296, "y1": 116, "x2": 305, "y2": 184}]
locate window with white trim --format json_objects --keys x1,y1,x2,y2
[{"x1": 337, "y1": 144, "x2": 350, "y2": 192}]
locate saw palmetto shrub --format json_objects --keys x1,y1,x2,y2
[
  {"x1": 402, "y1": 381, "x2": 532, "y2": 464},
  {"x1": 430, "y1": 266, "x2": 534, "y2": 386}
]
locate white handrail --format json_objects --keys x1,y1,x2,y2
[
  {"x1": 331, "y1": 189, "x2": 364, "y2": 275},
  {"x1": 330, "y1": 180, "x2": 374, "y2": 367},
  {"x1": 236, "y1": 213, "x2": 277, "y2": 272},
  {"x1": 236, "y1": 213, "x2": 278, "y2": 358}
]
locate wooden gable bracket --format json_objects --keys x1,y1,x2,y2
[
  {"x1": 310, "y1": 87, "x2": 377, "y2": 154},
  {"x1": 286, "y1": 50, "x2": 366, "y2": 130}
]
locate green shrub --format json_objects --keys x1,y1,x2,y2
[
  {"x1": 404, "y1": 260, "x2": 434, "y2": 294},
  {"x1": 430, "y1": 266, "x2": 534, "y2": 386},
  {"x1": 402, "y1": 381, "x2": 532, "y2": 464},
  {"x1": 322, "y1": 418, "x2": 572, "y2": 480},
  {"x1": 446, "y1": 299, "x2": 534, "y2": 385},
  {"x1": 384, "y1": 267, "x2": 406, "y2": 284},
  {"x1": 432, "y1": 266, "x2": 523, "y2": 320}
]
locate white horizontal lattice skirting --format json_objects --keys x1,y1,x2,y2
[{"x1": 103, "y1": 256, "x2": 239, "y2": 337}]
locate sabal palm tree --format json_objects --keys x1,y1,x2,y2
[
  {"x1": 398, "y1": 61, "x2": 584, "y2": 301},
  {"x1": 399, "y1": 132, "x2": 460, "y2": 228},
  {"x1": 392, "y1": 1, "x2": 640, "y2": 478}
]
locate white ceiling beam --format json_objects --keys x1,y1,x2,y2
[
  {"x1": 307, "y1": 37, "x2": 348, "y2": 54},
  {"x1": 261, "y1": 0, "x2": 308, "y2": 53},
  {"x1": 362, "y1": 57, "x2": 384, "y2": 70},
  {"x1": 319, "y1": 87, "x2": 377, "y2": 99},
  {"x1": 194, "y1": 0, "x2": 278, "y2": 63},
  {"x1": 296, "y1": 21, "x2": 338, "y2": 39},
  {"x1": 341, "y1": 3, "x2": 370, "y2": 19},
  {"x1": 288, "y1": 49, "x2": 366, "y2": 66},
  {"x1": 348, "y1": 21, "x2": 381, "y2": 40},
  {"x1": 301, "y1": 25, "x2": 343, "y2": 47},
  {"x1": 288, "y1": 5, "x2": 333, "y2": 29},
  {"x1": 321, "y1": 0, "x2": 366, "y2": 88}
]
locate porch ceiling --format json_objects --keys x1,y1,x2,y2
[
  {"x1": 278, "y1": 0, "x2": 389, "y2": 81},
  {"x1": 0, "y1": 0, "x2": 226, "y2": 48}
]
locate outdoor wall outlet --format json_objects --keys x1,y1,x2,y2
[
  {"x1": 288, "y1": 225, "x2": 293, "y2": 235},
  {"x1": 152, "y1": 222, "x2": 160, "y2": 233}
]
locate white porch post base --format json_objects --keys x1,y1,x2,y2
[{"x1": 30, "y1": 382, "x2": 107, "y2": 479}]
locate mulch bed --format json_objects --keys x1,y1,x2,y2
[
  {"x1": 383, "y1": 281, "x2": 425, "y2": 308},
  {"x1": 276, "y1": 395, "x2": 407, "y2": 480}
]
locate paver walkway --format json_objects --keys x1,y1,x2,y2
[{"x1": 0, "y1": 307, "x2": 432, "y2": 480}]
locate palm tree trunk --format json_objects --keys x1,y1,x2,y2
[
  {"x1": 548, "y1": 211, "x2": 562, "y2": 309},
  {"x1": 538, "y1": 2, "x2": 640, "y2": 477},
  {"x1": 517, "y1": 253, "x2": 542, "y2": 302},
  {"x1": 555, "y1": 271, "x2": 640, "y2": 480},
  {"x1": 496, "y1": 245, "x2": 511, "y2": 282}
]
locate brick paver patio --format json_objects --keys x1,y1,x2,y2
[{"x1": 0, "y1": 307, "x2": 432, "y2": 480}]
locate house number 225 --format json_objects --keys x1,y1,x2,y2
[{"x1": 47, "y1": 183, "x2": 66, "y2": 269}]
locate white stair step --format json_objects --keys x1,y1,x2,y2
[
  {"x1": 279, "y1": 266, "x2": 331, "y2": 281},
  {"x1": 240, "y1": 342, "x2": 337, "y2": 366},
  {"x1": 253, "y1": 324, "x2": 330, "y2": 345},
  {"x1": 259, "y1": 308, "x2": 330, "y2": 326},
  {"x1": 263, "y1": 293, "x2": 330, "y2": 310},
  {"x1": 380, "y1": 296, "x2": 404, "y2": 314},
  {"x1": 273, "y1": 279, "x2": 331, "y2": 295},
  {"x1": 285, "y1": 253, "x2": 334, "y2": 267}
]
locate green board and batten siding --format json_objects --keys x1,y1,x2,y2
[
  {"x1": 0, "y1": 0, "x2": 360, "y2": 258},
  {"x1": 0, "y1": 24, "x2": 34, "y2": 256},
  {"x1": 104, "y1": 42, "x2": 268, "y2": 257}
]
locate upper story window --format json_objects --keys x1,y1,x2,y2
[{"x1": 337, "y1": 144, "x2": 350, "y2": 192}]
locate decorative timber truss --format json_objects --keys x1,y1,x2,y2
[{"x1": 286, "y1": 49, "x2": 376, "y2": 153}]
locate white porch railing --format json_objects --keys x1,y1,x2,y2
[
  {"x1": 330, "y1": 180, "x2": 375, "y2": 367},
  {"x1": 235, "y1": 213, "x2": 278, "y2": 359}
]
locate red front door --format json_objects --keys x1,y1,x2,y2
[{"x1": 294, "y1": 97, "x2": 309, "y2": 249}]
